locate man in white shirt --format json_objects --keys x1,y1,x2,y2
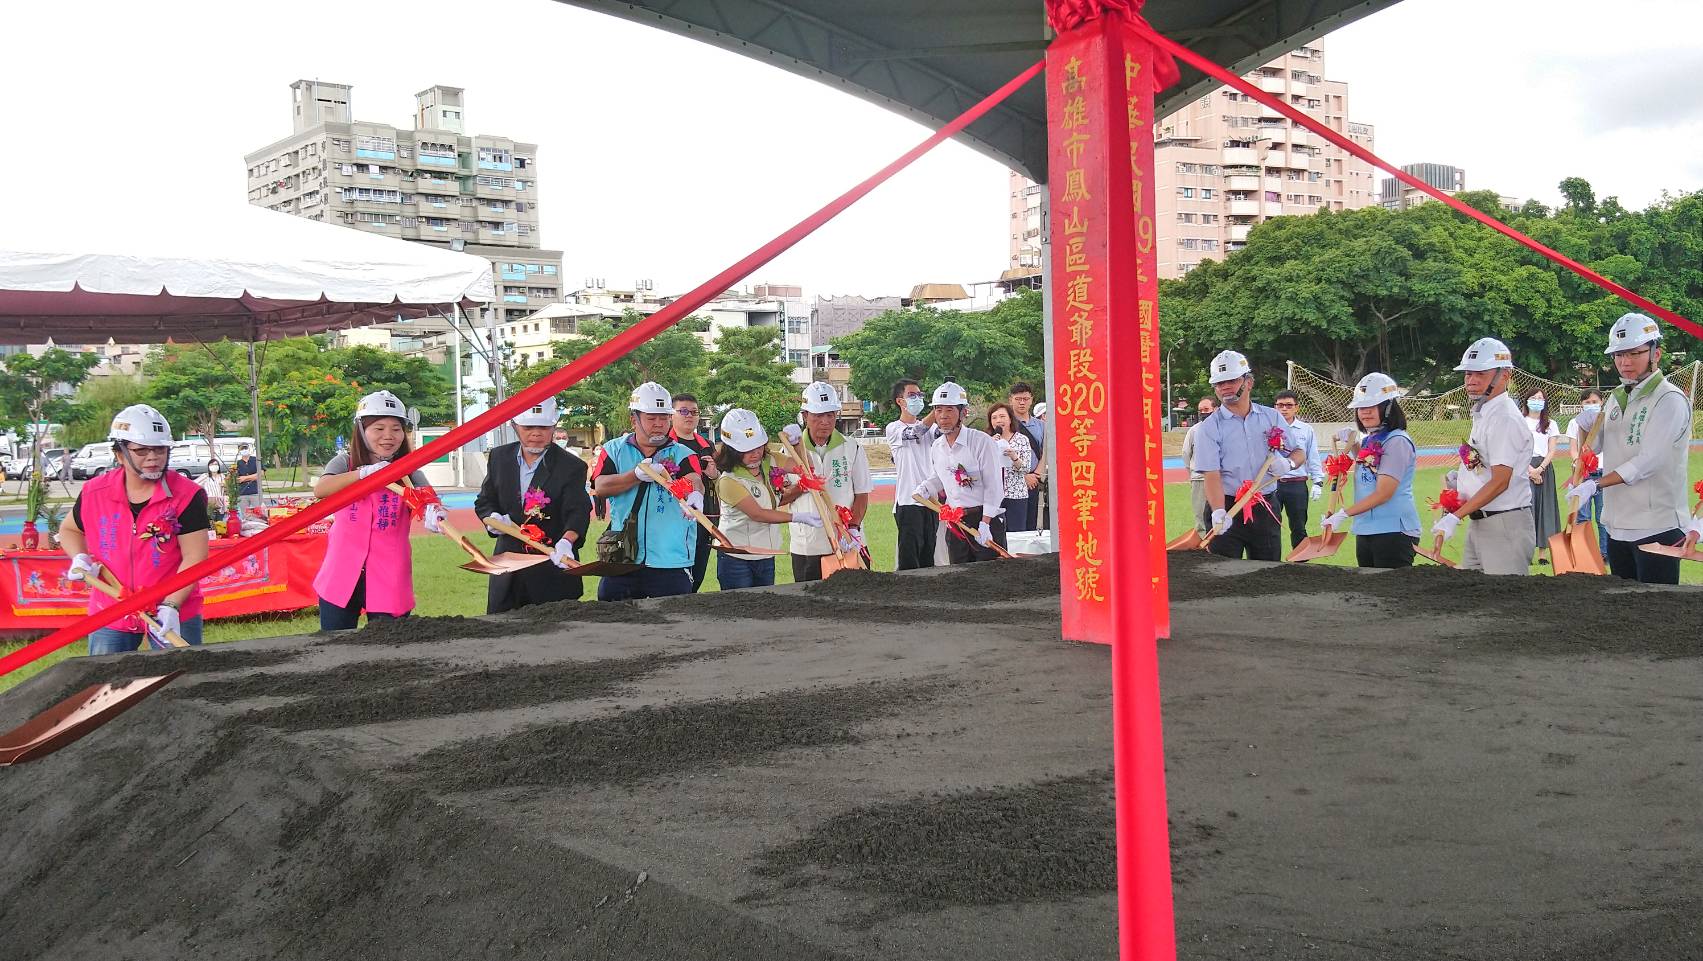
[
  {"x1": 1431, "y1": 337, "x2": 1534, "y2": 575},
  {"x1": 1566, "y1": 314, "x2": 1698, "y2": 583},
  {"x1": 1180, "y1": 396, "x2": 1218, "y2": 537},
  {"x1": 1194, "y1": 351, "x2": 1305, "y2": 561},
  {"x1": 781, "y1": 381, "x2": 873, "y2": 582},
  {"x1": 885, "y1": 378, "x2": 938, "y2": 570},
  {"x1": 913, "y1": 381, "x2": 1007, "y2": 564},
  {"x1": 1272, "y1": 389, "x2": 1325, "y2": 552}
]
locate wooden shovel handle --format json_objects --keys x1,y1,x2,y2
[
  {"x1": 781, "y1": 439, "x2": 850, "y2": 561},
  {"x1": 1205, "y1": 454, "x2": 1280, "y2": 546},
  {"x1": 636, "y1": 462, "x2": 737, "y2": 550},
  {"x1": 912, "y1": 495, "x2": 1016, "y2": 559},
  {"x1": 387, "y1": 480, "x2": 489, "y2": 565},
  {"x1": 83, "y1": 572, "x2": 189, "y2": 648}
]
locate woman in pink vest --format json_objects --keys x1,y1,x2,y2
[
  {"x1": 312, "y1": 390, "x2": 447, "y2": 630},
  {"x1": 59, "y1": 405, "x2": 211, "y2": 654}
]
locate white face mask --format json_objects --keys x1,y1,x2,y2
[
  {"x1": 904, "y1": 396, "x2": 924, "y2": 416},
  {"x1": 1581, "y1": 403, "x2": 1601, "y2": 414}
]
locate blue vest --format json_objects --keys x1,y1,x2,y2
[
  {"x1": 599, "y1": 435, "x2": 699, "y2": 569},
  {"x1": 1354, "y1": 429, "x2": 1420, "y2": 536}
]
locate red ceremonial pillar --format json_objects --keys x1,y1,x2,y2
[{"x1": 1045, "y1": 3, "x2": 1178, "y2": 960}]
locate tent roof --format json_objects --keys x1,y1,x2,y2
[
  {"x1": 0, "y1": 198, "x2": 496, "y2": 345},
  {"x1": 554, "y1": 0, "x2": 1401, "y2": 182}
]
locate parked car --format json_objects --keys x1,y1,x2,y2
[
  {"x1": 169, "y1": 441, "x2": 214, "y2": 478},
  {"x1": 0, "y1": 454, "x2": 14, "y2": 480},
  {"x1": 71, "y1": 443, "x2": 118, "y2": 479}
]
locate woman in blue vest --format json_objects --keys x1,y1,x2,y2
[{"x1": 1324, "y1": 372, "x2": 1422, "y2": 568}]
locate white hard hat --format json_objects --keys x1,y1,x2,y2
[
  {"x1": 931, "y1": 381, "x2": 969, "y2": 406},
  {"x1": 1454, "y1": 337, "x2": 1513, "y2": 372},
  {"x1": 1346, "y1": 372, "x2": 1406, "y2": 409},
  {"x1": 1604, "y1": 312, "x2": 1661, "y2": 355},
  {"x1": 512, "y1": 396, "x2": 560, "y2": 428},
  {"x1": 109, "y1": 404, "x2": 173, "y2": 446},
  {"x1": 1033, "y1": 401, "x2": 1048, "y2": 417},
  {"x1": 628, "y1": 381, "x2": 672, "y2": 413},
  {"x1": 1208, "y1": 350, "x2": 1252, "y2": 384},
  {"x1": 354, "y1": 389, "x2": 415, "y2": 425},
  {"x1": 802, "y1": 380, "x2": 841, "y2": 415},
  {"x1": 718, "y1": 408, "x2": 769, "y2": 452}
]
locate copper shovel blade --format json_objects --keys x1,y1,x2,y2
[
  {"x1": 461, "y1": 550, "x2": 554, "y2": 575},
  {"x1": 1286, "y1": 530, "x2": 1346, "y2": 562},
  {"x1": 1570, "y1": 524, "x2": 1606, "y2": 575},
  {"x1": 1638, "y1": 542, "x2": 1703, "y2": 563},
  {"x1": 0, "y1": 671, "x2": 183, "y2": 766},
  {"x1": 1413, "y1": 545, "x2": 1456, "y2": 568},
  {"x1": 1166, "y1": 529, "x2": 1204, "y2": 552},
  {"x1": 1547, "y1": 530, "x2": 1579, "y2": 574}
]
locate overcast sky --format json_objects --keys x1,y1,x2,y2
[{"x1": 4, "y1": 0, "x2": 1698, "y2": 300}]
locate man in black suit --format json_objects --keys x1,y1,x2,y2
[{"x1": 475, "y1": 398, "x2": 593, "y2": 613}]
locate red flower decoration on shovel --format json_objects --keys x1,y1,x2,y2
[
  {"x1": 1578, "y1": 448, "x2": 1599, "y2": 475},
  {"x1": 939, "y1": 504, "x2": 967, "y2": 538},
  {"x1": 668, "y1": 477, "x2": 696, "y2": 501},
  {"x1": 1323, "y1": 453, "x2": 1354, "y2": 480},
  {"x1": 517, "y1": 523, "x2": 550, "y2": 549},
  {"x1": 1430, "y1": 489, "x2": 1464, "y2": 514},
  {"x1": 796, "y1": 474, "x2": 825, "y2": 492},
  {"x1": 1265, "y1": 426, "x2": 1286, "y2": 451}
]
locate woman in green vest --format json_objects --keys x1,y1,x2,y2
[{"x1": 713, "y1": 409, "x2": 815, "y2": 589}]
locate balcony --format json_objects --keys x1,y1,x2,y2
[
  {"x1": 1287, "y1": 153, "x2": 1313, "y2": 170},
  {"x1": 1228, "y1": 200, "x2": 1261, "y2": 216},
  {"x1": 1289, "y1": 128, "x2": 1308, "y2": 147},
  {"x1": 1222, "y1": 147, "x2": 1258, "y2": 165},
  {"x1": 1259, "y1": 76, "x2": 1286, "y2": 94},
  {"x1": 1260, "y1": 103, "x2": 1283, "y2": 119},
  {"x1": 416, "y1": 152, "x2": 458, "y2": 169},
  {"x1": 1225, "y1": 175, "x2": 1260, "y2": 191},
  {"x1": 1229, "y1": 224, "x2": 1253, "y2": 242},
  {"x1": 415, "y1": 177, "x2": 458, "y2": 195}
]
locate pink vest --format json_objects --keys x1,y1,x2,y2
[
  {"x1": 312, "y1": 482, "x2": 415, "y2": 615},
  {"x1": 81, "y1": 469, "x2": 206, "y2": 633}
]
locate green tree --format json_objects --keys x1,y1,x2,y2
[
  {"x1": 0, "y1": 349, "x2": 102, "y2": 451},
  {"x1": 140, "y1": 343, "x2": 250, "y2": 445},
  {"x1": 833, "y1": 305, "x2": 1031, "y2": 415},
  {"x1": 504, "y1": 310, "x2": 710, "y2": 435},
  {"x1": 63, "y1": 373, "x2": 147, "y2": 448},
  {"x1": 1558, "y1": 176, "x2": 1597, "y2": 215},
  {"x1": 325, "y1": 345, "x2": 455, "y2": 427},
  {"x1": 261, "y1": 369, "x2": 360, "y2": 469},
  {"x1": 700, "y1": 325, "x2": 800, "y2": 432}
]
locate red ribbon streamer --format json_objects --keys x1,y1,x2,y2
[
  {"x1": 796, "y1": 474, "x2": 825, "y2": 493},
  {"x1": 400, "y1": 484, "x2": 441, "y2": 515},
  {"x1": 939, "y1": 504, "x2": 967, "y2": 537},
  {"x1": 1043, "y1": 0, "x2": 1180, "y2": 87},
  {"x1": 668, "y1": 477, "x2": 696, "y2": 501},
  {"x1": 0, "y1": 61, "x2": 1047, "y2": 679},
  {"x1": 1125, "y1": 22, "x2": 1699, "y2": 340}
]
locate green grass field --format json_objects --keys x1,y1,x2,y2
[{"x1": 3, "y1": 452, "x2": 1698, "y2": 695}]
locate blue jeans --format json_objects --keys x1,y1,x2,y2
[
  {"x1": 597, "y1": 567, "x2": 692, "y2": 601},
  {"x1": 88, "y1": 616, "x2": 204, "y2": 656},
  {"x1": 716, "y1": 554, "x2": 775, "y2": 590},
  {"x1": 1573, "y1": 472, "x2": 1608, "y2": 556}
]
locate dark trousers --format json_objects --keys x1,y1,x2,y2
[
  {"x1": 1355, "y1": 531, "x2": 1416, "y2": 569},
  {"x1": 318, "y1": 573, "x2": 407, "y2": 631},
  {"x1": 1273, "y1": 479, "x2": 1311, "y2": 549},
  {"x1": 487, "y1": 559, "x2": 582, "y2": 614},
  {"x1": 1606, "y1": 529, "x2": 1684, "y2": 585},
  {"x1": 1026, "y1": 484, "x2": 1045, "y2": 530},
  {"x1": 1002, "y1": 496, "x2": 1033, "y2": 533},
  {"x1": 689, "y1": 525, "x2": 713, "y2": 592},
  {"x1": 895, "y1": 505, "x2": 938, "y2": 571},
  {"x1": 1205, "y1": 494, "x2": 1282, "y2": 562},
  {"x1": 791, "y1": 553, "x2": 830, "y2": 583},
  {"x1": 945, "y1": 506, "x2": 1007, "y2": 565},
  {"x1": 597, "y1": 566, "x2": 693, "y2": 601}
]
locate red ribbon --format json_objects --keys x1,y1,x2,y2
[
  {"x1": 939, "y1": 504, "x2": 967, "y2": 536},
  {"x1": 1123, "y1": 21, "x2": 1698, "y2": 340},
  {"x1": 668, "y1": 477, "x2": 696, "y2": 501},
  {"x1": 0, "y1": 61, "x2": 1048, "y2": 680},
  {"x1": 796, "y1": 474, "x2": 825, "y2": 493},
  {"x1": 1044, "y1": 0, "x2": 1180, "y2": 88},
  {"x1": 516, "y1": 523, "x2": 549, "y2": 550},
  {"x1": 1579, "y1": 448, "x2": 1600, "y2": 476},
  {"x1": 400, "y1": 484, "x2": 441, "y2": 515},
  {"x1": 1431, "y1": 489, "x2": 1464, "y2": 514},
  {"x1": 1233, "y1": 481, "x2": 1260, "y2": 524},
  {"x1": 1323, "y1": 453, "x2": 1354, "y2": 480}
]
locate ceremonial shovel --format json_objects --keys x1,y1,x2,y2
[
  {"x1": 1287, "y1": 444, "x2": 1348, "y2": 562},
  {"x1": 774, "y1": 439, "x2": 864, "y2": 576},
  {"x1": 1169, "y1": 454, "x2": 1279, "y2": 552},
  {"x1": 1638, "y1": 490, "x2": 1703, "y2": 564},
  {"x1": 0, "y1": 671, "x2": 183, "y2": 766},
  {"x1": 1549, "y1": 415, "x2": 1606, "y2": 575},
  {"x1": 635, "y1": 462, "x2": 785, "y2": 556},
  {"x1": 479, "y1": 514, "x2": 639, "y2": 578},
  {"x1": 387, "y1": 481, "x2": 550, "y2": 576},
  {"x1": 83, "y1": 570, "x2": 190, "y2": 648},
  {"x1": 912, "y1": 495, "x2": 1016, "y2": 559}
]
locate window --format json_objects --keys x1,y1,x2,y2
[
  {"x1": 1180, "y1": 238, "x2": 1199, "y2": 250},
  {"x1": 514, "y1": 156, "x2": 531, "y2": 170},
  {"x1": 418, "y1": 142, "x2": 457, "y2": 166},
  {"x1": 524, "y1": 263, "x2": 539, "y2": 272},
  {"x1": 1201, "y1": 214, "x2": 1219, "y2": 224},
  {"x1": 355, "y1": 135, "x2": 396, "y2": 159},
  {"x1": 1200, "y1": 188, "x2": 1215, "y2": 200},
  {"x1": 340, "y1": 164, "x2": 355, "y2": 176},
  {"x1": 1177, "y1": 213, "x2": 1196, "y2": 224},
  {"x1": 1201, "y1": 164, "x2": 1220, "y2": 175},
  {"x1": 1176, "y1": 162, "x2": 1197, "y2": 174},
  {"x1": 514, "y1": 180, "x2": 528, "y2": 191},
  {"x1": 330, "y1": 138, "x2": 350, "y2": 152},
  {"x1": 478, "y1": 147, "x2": 513, "y2": 170},
  {"x1": 398, "y1": 147, "x2": 411, "y2": 158},
  {"x1": 1201, "y1": 240, "x2": 1218, "y2": 251},
  {"x1": 542, "y1": 265, "x2": 557, "y2": 275},
  {"x1": 1179, "y1": 187, "x2": 1194, "y2": 198}
]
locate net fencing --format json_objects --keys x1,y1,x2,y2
[{"x1": 1287, "y1": 361, "x2": 1703, "y2": 449}]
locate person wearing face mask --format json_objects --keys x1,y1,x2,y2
[
  {"x1": 1430, "y1": 338, "x2": 1534, "y2": 575},
  {"x1": 1522, "y1": 389, "x2": 1563, "y2": 567},
  {"x1": 311, "y1": 390, "x2": 448, "y2": 629},
  {"x1": 1180, "y1": 396, "x2": 1219, "y2": 539},
  {"x1": 1193, "y1": 351, "x2": 1304, "y2": 561},
  {"x1": 590, "y1": 381, "x2": 706, "y2": 600},
  {"x1": 475, "y1": 397, "x2": 592, "y2": 613},
  {"x1": 1566, "y1": 314, "x2": 1696, "y2": 584},
  {"x1": 59, "y1": 405, "x2": 211, "y2": 653},
  {"x1": 198, "y1": 460, "x2": 229, "y2": 518},
  {"x1": 1564, "y1": 390, "x2": 1609, "y2": 557},
  {"x1": 885, "y1": 378, "x2": 939, "y2": 570},
  {"x1": 1325, "y1": 374, "x2": 1421, "y2": 568}
]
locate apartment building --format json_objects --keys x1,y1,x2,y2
[
  {"x1": 1380, "y1": 162, "x2": 1466, "y2": 210},
  {"x1": 243, "y1": 81, "x2": 562, "y2": 324}
]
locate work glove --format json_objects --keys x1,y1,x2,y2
[
  {"x1": 976, "y1": 520, "x2": 994, "y2": 547},
  {"x1": 483, "y1": 513, "x2": 512, "y2": 535},
  {"x1": 791, "y1": 508, "x2": 824, "y2": 528},
  {"x1": 683, "y1": 490, "x2": 704, "y2": 513},
  {"x1": 779, "y1": 424, "x2": 803, "y2": 446},
  {"x1": 356, "y1": 461, "x2": 390, "y2": 479},
  {"x1": 423, "y1": 503, "x2": 448, "y2": 534},
  {"x1": 1210, "y1": 508, "x2": 1229, "y2": 535},
  {"x1": 632, "y1": 458, "x2": 657, "y2": 482},
  {"x1": 149, "y1": 605, "x2": 182, "y2": 650},
  {"x1": 1322, "y1": 509, "x2": 1349, "y2": 532},
  {"x1": 1333, "y1": 428, "x2": 1358, "y2": 446},
  {"x1": 549, "y1": 538, "x2": 577, "y2": 570},
  {"x1": 1431, "y1": 512, "x2": 1462, "y2": 542},
  {"x1": 845, "y1": 525, "x2": 867, "y2": 552},
  {"x1": 67, "y1": 553, "x2": 102, "y2": 583},
  {"x1": 1310, "y1": 482, "x2": 1323, "y2": 502},
  {"x1": 1566, "y1": 479, "x2": 1598, "y2": 506}
]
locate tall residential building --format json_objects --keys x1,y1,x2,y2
[
  {"x1": 1380, "y1": 162, "x2": 1466, "y2": 210},
  {"x1": 1007, "y1": 172, "x2": 1044, "y2": 274},
  {"x1": 243, "y1": 81, "x2": 563, "y2": 325}
]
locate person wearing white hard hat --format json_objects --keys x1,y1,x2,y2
[
  {"x1": 1321, "y1": 373, "x2": 1422, "y2": 568},
  {"x1": 589, "y1": 381, "x2": 706, "y2": 599},
  {"x1": 1429, "y1": 337, "x2": 1534, "y2": 575},
  {"x1": 1566, "y1": 313, "x2": 1695, "y2": 583},
  {"x1": 59, "y1": 405, "x2": 212, "y2": 653},
  {"x1": 780, "y1": 380, "x2": 873, "y2": 581},
  {"x1": 1193, "y1": 350, "x2": 1304, "y2": 561},
  {"x1": 474, "y1": 396, "x2": 592, "y2": 613},
  {"x1": 312, "y1": 390, "x2": 449, "y2": 629},
  {"x1": 712, "y1": 408, "x2": 812, "y2": 589},
  {"x1": 912, "y1": 381, "x2": 1009, "y2": 563},
  {"x1": 885, "y1": 378, "x2": 939, "y2": 570}
]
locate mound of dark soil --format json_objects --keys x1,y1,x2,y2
[{"x1": 15, "y1": 647, "x2": 301, "y2": 720}]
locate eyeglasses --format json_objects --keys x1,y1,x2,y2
[
  {"x1": 123, "y1": 444, "x2": 170, "y2": 458},
  {"x1": 675, "y1": 408, "x2": 699, "y2": 417},
  {"x1": 1274, "y1": 402, "x2": 1298, "y2": 409}
]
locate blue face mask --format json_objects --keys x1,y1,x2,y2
[
  {"x1": 1527, "y1": 398, "x2": 1546, "y2": 412},
  {"x1": 1581, "y1": 403, "x2": 1601, "y2": 415},
  {"x1": 904, "y1": 396, "x2": 924, "y2": 416}
]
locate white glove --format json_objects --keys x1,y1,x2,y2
[
  {"x1": 549, "y1": 538, "x2": 577, "y2": 570},
  {"x1": 1443, "y1": 469, "x2": 1459, "y2": 491},
  {"x1": 779, "y1": 423, "x2": 803, "y2": 446},
  {"x1": 483, "y1": 513, "x2": 512, "y2": 535},
  {"x1": 1432, "y1": 512, "x2": 1461, "y2": 541},
  {"x1": 67, "y1": 553, "x2": 101, "y2": 582},
  {"x1": 1333, "y1": 428, "x2": 1358, "y2": 446},
  {"x1": 423, "y1": 503, "x2": 448, "y2": 534},
  {"x1": 1566, "y1": 479, "x2": 1598, "y2": 506},
  {"x1": 1210, "y1": 508, "x2": 1229, "y2": 535},
  {"x1": 1309, "y1": 482, "x2": 1323, "y2": 502},
  {"x1": 356, "y1": 461, "x2": 390, "y2": 479},
  {"x1": 791, "y1": 508, "x2": 824, "y2": 528},
  {"x1": 976, "y1": 520, "x2": 994, "y2": 547},
  {"x1": 683, "y1": 490, "x2": 704, "y2": 513},
  {"x1": 632, "y1": 457, "x2": 657, "y2": 482},
  {"x1": 845, "y1": 525, "x2": 867, "y2": 552},
  {"x1": 149, "y1": 605, "x2": 182, "y2": 649},
  {"x1": 1322, "y1": 509, "x2": 1349, "y2": 532}
]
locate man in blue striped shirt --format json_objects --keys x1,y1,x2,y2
[{"x1": 1194, "y1": 351, "x2": 1304, "y2": 561}]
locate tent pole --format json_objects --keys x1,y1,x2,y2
[
  {"x1": 452, "y1": 306, "x2": 465, "y2": 488},
  {"x1": 248, "y1": 339, "x2": 262, "y2": 466}
]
